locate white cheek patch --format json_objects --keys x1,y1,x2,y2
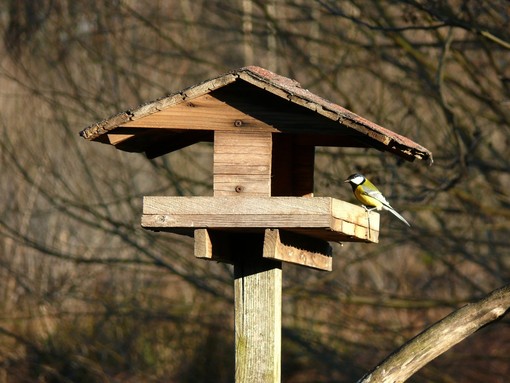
[{"x1": 350, "y1": 175, "x2": 364, "y2": 185}]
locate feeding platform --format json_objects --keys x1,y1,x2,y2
[
  {"x1": 80, "y1": 66, "x2": 432, "y2": 383},
  {"x1": 142, "y1": 196, "x2": 378, "y2": 242}
]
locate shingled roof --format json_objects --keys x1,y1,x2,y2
[{"x1": 80, "y1": 66, "x2": 432, "y2": 163}]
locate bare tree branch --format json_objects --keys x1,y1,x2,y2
[{"x1": 358, "y1": 284, "x2": 510, "y2": 383}]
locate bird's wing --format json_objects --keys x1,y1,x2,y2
[
  {"x1": 360, "y1": 185, "x2": 391, "y2": 207},
  {"x1": 360, "y1": 184, "x2": 411, "y2": 227}
]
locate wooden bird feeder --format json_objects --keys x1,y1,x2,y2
[{"x1": 80, "y1": 66, "x2": 432, "y2": 382}]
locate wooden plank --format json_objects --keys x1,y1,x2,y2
[
  {"x1": 144, "y1": 222, "x2": 375, "y2": 243},
  {"x1": 120, "y1": 93, "x2": 279, "y2": 132},
  {"x1": 213, "y1": 164, "x2": 271, "y2": 175},
  {"x1": 213, "y1": 177, "x2": 272, "y2": 196},
  {"x1": 214, "y1": 131, "x2": 272, "y2": 197},
  {"x1": 234, "y1": 235, "x2": 281, "y2": 383},
  {"x1": 263, "y1": 229, "x2": 332, "y2": 271},
  {"x1": 141, "y1": 196, "x2": 379, "y2": 243},
  {"x1": 215, "y1": 132, "x2": 274, "y2": 148},
  {"x1": 214, "y1": 152, "x2": 272, "y2": 164},
  {"x1": 195, "y1": 229, "x2": 333, "y2": 271},
  {"x1": 143, "y1": 213, "x2": 332, "y2": 228},
  {"x1": 101, "y1": 127, "x2": 158, "y2": 149},
  {"x1": 143, "y1": 196, "x2": 363, "y2": 218},
  {"x1": 118, "y1": 83, "x2": 358, "y2": 137},
  {"x1": 332, "y1": 198, "x2": 380, "y2": 228},
  {"x1": 194, "y1": 228, "x2": 213, "y2": 259}
]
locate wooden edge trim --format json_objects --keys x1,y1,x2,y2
[{"x1": 263, "y1": 229, "x2": 333, "y2": 271}]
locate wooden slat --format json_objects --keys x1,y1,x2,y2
[
  {"x1": 194, "y1": 228, "x2": 333, "y2": 271},
  {"x1": 141, "y1": 196, "x2": 379, "y2": 243},
  {"x1": 120, "y1": 93, "x2": 279, "y2": 132},
  {"x1": 194, "y1": 228, "x2": 214, "y2": 259},
  {"x1": 117, "y1": 85, "x2": 351, "y2": 136},
  {"x1": 234, "y1": 245, "x2": 282, "y2": 383},
  {"x1": 331, "y1": 198, "x2": 381, "y2": 230},
  {"x1": 143, "y1": 213, "x2": 331, "y2": 228},
  {"x1": 213, "y1": 176, "x2": 271, "y2": 196},
  {"x1": 141, "y1": 215, "x2": 378, "y2": 242},
  {"x1": 213, "y1": 164, "x2": 271, "y2": 175},
  {"x1": 143, "y1": 196, "x2": 358, "y2": 216},
  {"x1": 263, "y1": 229, "x2": 332, "y2": 271},
  {"x1": 215, "y1": 132, "x2": 273, "y2": 148},
  {"x1": 214, "y1": 152, "x2": 272, "y2": 164},
  {"x1": 213, "y1": 131, "x2": 272, "y2": 197},
  {"x1": 145, "y1": 196, "x2": 326, "y2": 215}
]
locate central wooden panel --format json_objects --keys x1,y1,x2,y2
[
  {"x1": 213, "y1": 131, "x2": 272, "y2": 196},
  {"x1": 142, "y1": 196, "x2": 380, "y2": 243}
]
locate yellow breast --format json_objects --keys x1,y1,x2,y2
[{"x1": 354, "y1": 186, "x2": 383, "y2": 210}]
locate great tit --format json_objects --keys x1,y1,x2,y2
[{"x1": 344, "y1": 173, "x2": 411, "y2": 227}]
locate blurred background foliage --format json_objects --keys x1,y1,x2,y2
[{"x1": 0, "y1": 0, "x2": 509, "y2": 382}]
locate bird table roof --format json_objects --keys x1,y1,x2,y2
[{"x1": 80, "y1": 66, "x2": 432, "y2": 163}]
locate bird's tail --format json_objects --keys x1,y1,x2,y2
[{"x1": 383, "y1": 205, "x2": 411, "y2": 227}]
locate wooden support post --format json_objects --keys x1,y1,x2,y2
[
  {"x1": 234, "y1": 235, "x2": 282, "y2": 383},
  {"x1": 214, "y1": 130, "x2": 282, "y2": 383}
]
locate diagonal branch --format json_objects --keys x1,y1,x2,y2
[{"x1": 357, "y1": 283, "x2": 510, "y2": 383}]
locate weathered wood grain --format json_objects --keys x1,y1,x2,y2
[
  {"x1": 141, "y1": 196, "x2": 379, "y2": 243},
  {"x1": 213, "y1": 131, "x2": 272, "y2": 196},
  {"x1": 235, "y1": 248, "x2": 282, "y2": 383},
  {"x1": 143, "y1": 196, "x2": 357, "y2": 216},
  {"x1": 194, "y1": 228, "x2": 213, "y2": 260},
  {"x1": 120, "y1": 93, "x2": 279, "y2": 132},
  {"x1": 263, "y1": 229, "x2": 332, "y2": 271},
  {"x1": 194, "y1": 228, "x2": 333, "y2": 271}
]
